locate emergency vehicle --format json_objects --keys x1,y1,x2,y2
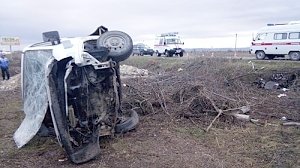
[
  {"x1": 154, "y1": 32, "x2": 184, "y2": 57},
  {"x1": 250, "y1": 21, "x2": 300, "y2": 60}
]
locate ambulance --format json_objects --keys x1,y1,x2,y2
[
  {"x1": 154, "y1": 32, "x2": 184, "y2": 57},
  {"x1": 250, "y1": 21, "x2": 300, "y2": 60}
]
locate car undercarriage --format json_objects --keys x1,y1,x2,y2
[{"x1": 14, "y1": 26, "x2": 139, "y2": 163}]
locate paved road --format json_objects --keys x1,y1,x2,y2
[
  {"x1": 133, "y1": 52, "x2": 300, "y2": 63},
  {"x1": 178, "y1": 52, "x2": 300, "y2": 62}
]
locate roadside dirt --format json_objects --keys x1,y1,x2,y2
[{"x1": 0, "y1": 53, "x2": 299, "y2": 168}]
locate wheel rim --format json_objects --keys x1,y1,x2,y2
[
  {"x1": 256, "y1": 51, "x2": 265, "y2": 59},
  {"x1": 290, "y1": 52, "x2": 300, "y2": 60},
  {"x1": 103, "y1": 35, "x2": 126, "y2": 52},
  {"x1": 97, "y1": 31, "x2": 133, "y2": 62}
]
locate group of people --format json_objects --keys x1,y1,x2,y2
[{"x1": 0, "y1": 52, "x2": 10, "y2": 80}]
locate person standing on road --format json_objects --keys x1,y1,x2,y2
[{"x1": 0, "y1": 53, "x2": 10, "y2": 80}]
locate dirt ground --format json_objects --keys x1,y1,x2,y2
[{"x1": 0, "y1": 52, "x2": 299, "y2": 168}]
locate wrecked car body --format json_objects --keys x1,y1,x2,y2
[{"x1": 13, "y1": 26, "x2": 139, "y2": 163}]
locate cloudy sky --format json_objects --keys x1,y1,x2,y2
[{"x1": 0, "y1": 0, "x2": 299, "y2": 50}]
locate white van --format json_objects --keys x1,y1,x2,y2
[
  {"x1": 154, "y1": 32, "x2": 184, "y2": 57},
  {"x1": 250, "y1": 21, "x2": 300, "y2": 60},
  {"x1": 14, "y1": 27, "x2": 139, "y2": 164}
]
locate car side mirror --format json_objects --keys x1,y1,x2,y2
[{"x1": 42, "y1": 31, "x2": 61, "y2": 45}]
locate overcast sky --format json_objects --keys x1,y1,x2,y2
[{"x1": 0, "y1": 0, "x2": 300, "y2": 50}]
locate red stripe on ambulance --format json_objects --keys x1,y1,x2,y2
[{"x1": 252, "y1": 42, "x2": 300, "y2": 46}]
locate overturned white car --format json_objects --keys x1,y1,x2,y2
[{"x1": 14, "y1": 26, "x2": 139, "y2": 163}]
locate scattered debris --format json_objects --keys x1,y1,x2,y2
[
  {"x1": 250, "y1": 119, "x2": 259, "y2": 123},
  {"x1": 205, "y1": 95, "x2": 252, "y2": 132},
  {"x1": 281, "y1": 88, "x2": 289, "y2": 92},
  {"x1": 239, "y1": 105, "x2": 251, "y2": 113},
  {"x1": 282, "y1": 122, "x2": 300, "y2": 126},
  {"x1": 248, "y1": 61, "x2": 255, "y2": 70},
  {"x1": 232, "y1": 114, "x2": 250, "y2": 121},
  {"x1": 280, "y1": 116, "x2": 287, "y2": 121},
  {"x1": 120, "y1": 64, "x2": 149, "y2": 78},
  {"x1": 255, "y1": 71, "x2": 299, "y2": 91},
  {"x1": 58, "y1": 158, "x2": 68, "y2": 162},
  {"x1": 277, "y1": 94, "x2": 287, "y2": 98},
  {"x1": 264, "y1": 81, "x2": 279, "y2": 90}
]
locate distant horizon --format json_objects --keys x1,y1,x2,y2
[
  {"x1": 1, "y1": 47, "x2": 250, "y2": 53},
  {"x1": 1, "y1": 34, "x2": 253, "y2": 52}
]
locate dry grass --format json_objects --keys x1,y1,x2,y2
[
  {"x1": 121, "y1": 53, "x2": 300, "y2": 167},
  {"x1": 1, "y1": 52, "x2": 299, "y2": 168}
]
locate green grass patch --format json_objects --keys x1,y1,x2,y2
[
  {"x1": 122, "y1": 56, "x2": 185, "y2": 73},
  {"x1": 174, "y1": 126, "x2": 206, "y2": 139}
]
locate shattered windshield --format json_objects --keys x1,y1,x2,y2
[{"x1": 14, "y1": 50, "x2": 53, "y2": 148}]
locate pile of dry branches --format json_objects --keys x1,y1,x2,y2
[{"x1": 121, "y1": 57, "x2": 300, "y2": 130}]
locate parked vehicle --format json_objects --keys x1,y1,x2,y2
[
  {"x1": 13, "y1": 26, "x2": 139, "y2": 164},
  {"x1": 0, "y1": 50, "x2": 11, "y2": 55},
  {"x1": 250, "y1": 21, "x2": 300, "y2": 60},
  {"x1": 154, "y1": 32, "x2": 184, "y2": 57},
  {"x1": 132, "y1": 43, "x2": 154, "y2": 56}
]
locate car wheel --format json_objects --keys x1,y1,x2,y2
[
  {"x1": 115, "y1": 109, "x2": 139, "y2": 133},
  {"x1": 165, "y1": 50, "x2": 170, "y2": 57},
  {"x1": 255, "y1": 51, "x2": 266, "y2": 60},
  {"x1": 289, "y1": 51, "x2": 300, "y2": 61},
  {"x1": 179, "y1": 52, "x2": 184, "y2": 57},
  {"x1": 97, "y1": 31, "x2": 133, "y2": 62}
]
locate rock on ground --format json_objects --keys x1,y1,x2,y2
[
  {"x1": 120, "y1": 65, "x2": 149, "y2": 78},
  {"x1": 0, "y1": 74, "x2": 21, "y2": 91}
]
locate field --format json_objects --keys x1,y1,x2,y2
[{"x1": 0, "y1": 52, "x2": 299, "y2": 168}]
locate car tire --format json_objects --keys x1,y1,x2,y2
[
  {"x1": 115, "y1": 109, "x2": 139, "y2": 133},
  {"x1": 165, "y1": 50, "x2": 170, "y2": 57},
  {"x1": 255, "y1": 51, "x2": 266, "y2": 60},
  {"x1": 289, "y1": 51, "x2": 300, "y2": 61},
  {"x1": 179, "y1": 52, "x2": 183, "y2": 57},
  {"x1": 97, "y1": 31, "x2": 133, "y2": 62}
]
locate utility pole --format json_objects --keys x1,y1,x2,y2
[{"x1": 234, "y1": 33, "x2": 237, "y2": 57}]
